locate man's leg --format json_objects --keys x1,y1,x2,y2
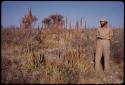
[
  {"x1": 103, "y1": 40, "x2": 110, "y2": 72},
  {"x1": 95, "y1": 40, "x2": 102, "y2": 72}
]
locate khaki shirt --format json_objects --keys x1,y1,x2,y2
[{"x1": 96, "y1": 27, "x2": 113, "y2": 40}]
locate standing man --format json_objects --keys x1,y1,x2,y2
[{"x1": 95, "y1": 17, "x2": 113, "y2": 73}]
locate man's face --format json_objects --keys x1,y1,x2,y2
[{"x1": 100, "y1": 21, "x2": 107, "y2": 27}]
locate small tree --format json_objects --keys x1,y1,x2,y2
[
  {"x1": 20, "y1": 9, "x2": 37, "y2": 29},
  {"x1": 42, "y1": 17, "x2": 51, "y2": 29},
  {"x1": 49, "y1": 14, "x2": 64, "y2": 30}
]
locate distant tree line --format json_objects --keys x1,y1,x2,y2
[{"x1": 20, "y1": 9, "x2": 86, "y2": 30}]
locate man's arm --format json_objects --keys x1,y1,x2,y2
[{"x1": 96, "y1": 29, "x2": 99, "y2": 40}]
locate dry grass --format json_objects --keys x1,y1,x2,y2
[{"x1": 1, "y1": 27, "x2": 124, "y2": 84}]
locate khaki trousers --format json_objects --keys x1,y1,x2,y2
[{"x1": 95, "y1": 39, "x2": 110, "y2": 72}]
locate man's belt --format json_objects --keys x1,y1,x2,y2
[{"x1": 98, "y1": 37, "x2": 110, "y2": 40}]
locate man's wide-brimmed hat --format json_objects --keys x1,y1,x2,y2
[{"x1": 100, "y1": 17, "x2": 108, "y2": 22}]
